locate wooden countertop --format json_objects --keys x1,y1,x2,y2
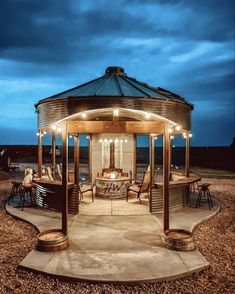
[
  {"x1": 33, "y1": 178, "x2": 74, "y2": 189},
  {"x1": 155, "y1": 174, "x2": 201, "y2": 187}
]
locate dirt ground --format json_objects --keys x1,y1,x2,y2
[{"x1": 0, "y1": 166, "x2": 234, "y2": 293}]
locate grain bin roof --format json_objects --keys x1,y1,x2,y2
[{"x1": 37, "y1": 66, "x2": 192, "y2": 107}]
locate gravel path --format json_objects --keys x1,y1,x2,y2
[{"x1": 0, "y1": 175, "x2": 234, "y2": 293}]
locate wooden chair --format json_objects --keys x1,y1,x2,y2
[
  {"x1": 79, "y1": 182, "x2": 94, "y2": 202},
  {"x1": 57, "y1": 164, "x2": 62, "y2": 181},
  {"x1": 47, "y1": 166, "x2": 55, "y2": 181},
  {"x1": 127, "y1": 171, "x2": 150, "y2": 204}
]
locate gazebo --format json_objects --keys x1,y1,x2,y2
[{"x1": 34, "y1": 66, "x2": 197, "y2": 250}]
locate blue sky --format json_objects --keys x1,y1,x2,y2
[{"x1": 0, "y1": 0, "x2": 234, "y2": 146}]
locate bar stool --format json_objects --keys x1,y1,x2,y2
[
  {"x1": 19, "y1": 184, "x2": 36, "y2": 211},
  {"x1": 196, "y1": 183, "x2": 213, "y2": 210},
  {"x1": 8, "y1": 181, "x2": 24, "y2": 204}
]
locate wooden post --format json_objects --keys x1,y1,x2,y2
[
  {"x1": 52, "y1": 130, "x2": 56, "y2": 178},
  {"x1": 149, "y1": 134, "x2": 155, "y2": 213},
  {"x1": 89, "y1": 134, "x2": 92, "y2": 182},
  {"x1": 150, "y1": 134, "x2": 155, "y2": 183},
  {"x1": 163, "y1": 122, "x2": 170, "y2": 232},
  {"x1": 38, "y1": 129, "x2": 42, "y2": 178},
  {"x1": 74, "y1": 134, "x2": 79, "y2": 185},
  {"x1": 185, "y1": 130, "x2": 190, "y2": 177},
  {"x1": 62, "y1": 122, "x2": 68, "y2": 235},
  {"x1": 133, "y1": 134, "x2": 136, "y2": 179},
  {"x1": 169, "y1": 136, "x2": 172, "y2": 173}
]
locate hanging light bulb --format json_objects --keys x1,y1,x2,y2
[
  {"x1": 170, "y1": 135, "x2": 174, "y2": 139},
  {"x1": 43, "y1": 131, "x2": 47, "y2": 135},
  {"x1": 124, "y1": 139, "x2": 128, "y2": 143},
  {"x1": 52, "y1": 125, "x2": 57, "y2": 130},
  {"x1": 81, "y1": 112, "x2": 87, "y2": 118},
  {"x1": 145, "y1": 112, "x2": 151, "y2": 119},
  {"x1": 57, "y1": 127, "x2": 62, "y2": 132},
  {"x1": 189, "y1": 133, "x2": 193, "y2": 138},
  {"x1": 168, "y1": 128, "x2": 173, "y2": 134},
  {"x1": 113, "y1": 109, "x2": 119, "y2": 116},
  {"x1": 36, "y1": 132, "x2": 39, "y2": 136},
  {"x1": 175, "y1": 125, "x2": 181, "y2": 131}
]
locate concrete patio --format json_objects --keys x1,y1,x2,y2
[{"x1": 6, "y1": 195, "x2": 220, "y2": 283}]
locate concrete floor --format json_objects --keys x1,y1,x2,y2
[{"x1": 6, "y1": 194, "x2": 220, "y2": 283}]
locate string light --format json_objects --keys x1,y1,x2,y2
[
  {"x1": 43, "y1": 131, "x2": 47, "y2": 135},
  {"x1": 168, "y1": 128, "x2": 173, "y2": 134},
  {"x1": 52, "y1": 125, "x2": 57, "y2": 130},
  {"x1": 57, "y1": 127, "x2": 62, "y2": 132},
  {"x1": 145, "y1": 112, "x2": 151, "y2": 119},
  {"x1": 170, "y1": 135, "x2": 174, "y2": 139},
  {"x1": 36, "y1": 132, "x2": 39, "y2": 136},
  {"x1": 113, "y1": 109, "x2": 119, "y2": 116},
  {"x1": 175, "y1": 125, "x2": 181, "y2": 131},
  {"x1": 81, "y1": 112, "x2": 87, "y2": 118}
]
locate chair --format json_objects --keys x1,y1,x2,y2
[
  {"x1": 8, "y1": 181, "x2": 24, "y2": 204},
  {"x1": 57, "y1": 164, "x2": 62, "y2": 181},
  {"x1": 47, "y1": 167, "x2": 55, "y2": 181},
  {"x1": 196, "y1": 183, "x2": 213, "y2": 210},
  {"x1": 79, "y1": 181, "x2": 94, "y2": 202},
  {"x1": 19, "y1": 184, "x2": 37, "y2": 211},
  {"x1": 127, "y1": 171, "x2": 150, "y2": 204}
]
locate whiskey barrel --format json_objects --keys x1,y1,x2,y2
[
  {"x1": 36, "y1": 229, "x2": 69, "y2": 252},
  {"x1": 162, "y1": 229, "x2": 195, "y2": 251}
]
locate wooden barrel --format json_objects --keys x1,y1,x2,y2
[
  {"x1": 36, "y1": 229, "x2": 69, "y2": 252},
  {"x1": 162, "y1": 229, "x2": 195, "y2": 251}
]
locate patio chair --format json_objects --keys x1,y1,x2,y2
[
  {"x1": 47, "y1": 166, "x2": 55, "y2": 181},
  {"x1": 57, "y1": 164, "x2": 62, "y2": 181},
  {"x1": 79, "y1": 181, "x2": 94, "y2": 202},
  {"x1": 126, "y1": 171, "x2": 150, "y2": 204}
]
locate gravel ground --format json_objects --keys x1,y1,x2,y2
[{"x1": 0, "y1": 170, "x2": 234, "y2": 293}]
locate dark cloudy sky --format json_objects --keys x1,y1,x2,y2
[{"x1": 0, "y1": 0, "x2": 234, "y2": 146}]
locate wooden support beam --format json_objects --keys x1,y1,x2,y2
[
  {"x1": 62, "y1": 122, "x2": 68, "y2": 235},
  {"x1": 185, "y1": 130, "x2": 190, "y2": 177},
  {"x1": 133, "y1": 134, "x2": 136, "y2": 179},
  {"x1": 169, "y1": 136, "x2": 172, "y2": 173},
  {"x1": 38, "y1": 129, "x2": 42, "y2": 178},
  {"x1": 149, "y1": 134, "x2": 155, "y2": 213},
  {"x1": 89, "y1": 134, "x2": 92, "y2": 182},
  {"x1": 163, "y1": 122, "x2": 170, "y2": 232},
  {"x1": 68, "y1": 121, "x2": 164, "y2": 134},
  {"x1": 74, "y1": 135, "x2": 79, "y2": 185},
  {"x1": 52, "y1": 130, "x2": 56, "y2": 178},
  {"x1": 150, "y1": 134, "x2": 155, "y2": 183}
]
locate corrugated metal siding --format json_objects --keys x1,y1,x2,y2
[{"x1": 37, "y1": 96, "x2": 192, "y2": 130}]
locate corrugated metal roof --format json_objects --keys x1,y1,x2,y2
[{"x1": 40, "y1": 66, "x2": 187, "y2": 103}]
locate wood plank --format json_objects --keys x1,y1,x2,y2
[
  {"x1": 68, "y1": 121, "x2": 164, "y2": 134},
  {"x1": 74, "y1": 135, "x2": 79, "y2": 185},
  {"x1": 62, "y1": 122, "x2": 68, "y2": 235},
  {"x1": 89, "y1": 134, "x2": 92, "y2": 182},
  {"x1": 149, "y1": 134, "x2": 155, "y2": 213}
]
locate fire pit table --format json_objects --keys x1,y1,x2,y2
[{"x1": 95, "y1": 176, "x2": 130, "y2": 199}]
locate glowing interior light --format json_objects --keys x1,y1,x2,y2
[
  {"x1": 69, "y1": 135, "x2": 73, "y2": 139},
  {"x1": 99, "y1": 139, "x2": 103, "y2": 143},
  {"x1": 109, "y1": 139, "x2": 113, "y2": 142},
  {"x1": 170, "y1": 135, "x2": 174, "y2": 139},
  {"x1": 154, "y1": 137, "x2": 158, "y2": 140},
  {"x1": 52, "y1": 125, "x2": 57, "y2": 130},
  {"x1": 168, "y1": 128, "x2": 173, "y2": 134},
  {"x1": 189, "y1": 133, "x2": 193, "y2": 138},
  {"x1": 124, "y1": 139, "x2": 128, "y2": 143},
  {"x1": 81, "y1": 112, "x2": 87, "y2": 118},
  {"x1": 36, "y1": 132, "x2": 39, "y2": 136},
  {"x1": 104, "y1": 139, "x2": 108, "y2": 142},
  {"x1": 175, "y1": 125, "x2": 181, "y2": 131},
  {"x1": 43, "y1": 131, "x2": 47, "y2": 135},
  {"x1": 145, "y1": 112, "x2": 150, "y2": 119},
  {"x1": 86, "y1": 135, "x2": 90, "y2": 139},
  {"x1": 172, "y1": 145, "x2": 175, "y2": 148},
  {"x1": 183, "y1": 132, "x2": 186, "y2": 136},
  {"x1": 120, "y1": 139, "x2": 123, "y2": 143},
  {"x1": 113, "y1": 109, "x2": 119, "y2": 116},
  {"x1": 57, "y1": 127, "x2": 62, "y2": 132}
]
